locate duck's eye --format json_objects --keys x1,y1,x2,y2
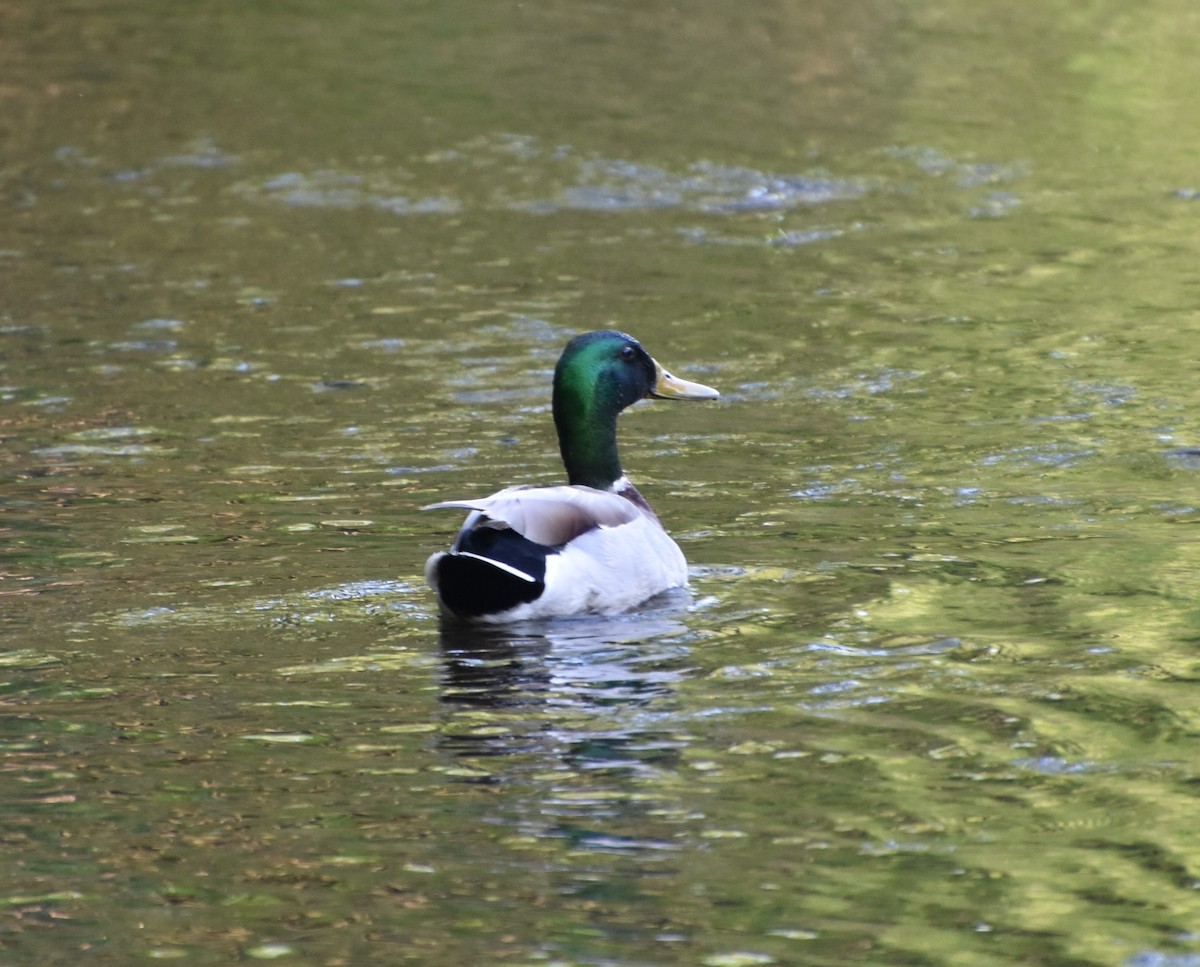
[{"x1": 620, "y1": 345, "x2": 636, "y2": 361}]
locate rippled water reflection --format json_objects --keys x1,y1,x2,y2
[{"x1": 6, "y1": 0, "x2": 1200, "y2": 965}]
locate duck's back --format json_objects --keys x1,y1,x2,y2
[{"x1": 424, "y1": 485, "x2": 688, "y2": 622}]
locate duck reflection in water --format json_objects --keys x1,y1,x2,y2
[{"x1": 436, "y1": 592, "x2": 694, "y2": 771}]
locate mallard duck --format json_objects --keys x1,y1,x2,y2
[{"x1": 424, "y1": 330, "x2": 719, "y2": 622}]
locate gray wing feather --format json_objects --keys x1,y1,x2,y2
[{"x1": 424, "y1": 485, "x2": 641, "y2": 546}]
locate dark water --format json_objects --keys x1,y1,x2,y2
[{"x1": 6, "y1": 1, "x2": 1200, "y2": 964}]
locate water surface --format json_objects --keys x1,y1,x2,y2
[{"x1": 5, "y1": 1, "x2": 1200, "y2": 965}]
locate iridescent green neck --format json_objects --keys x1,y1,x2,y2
[
  {"x1": 552, "y1": 363, "x2": 623, "y2": 489},
  {"x1": 551, "y1": 330, "x2": 665, "y2": 489}
]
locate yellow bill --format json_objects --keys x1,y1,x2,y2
[{"x1": 647, "y1": 359, "x2": 720, "y2": 401}]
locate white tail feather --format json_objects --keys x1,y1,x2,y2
[{"x1": 455, "y1": 551, "x2": 537, "y2": 583}]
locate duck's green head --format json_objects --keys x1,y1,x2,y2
[{"x1": 552, "y1": 330, "x2": 718, "y2": 489}]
